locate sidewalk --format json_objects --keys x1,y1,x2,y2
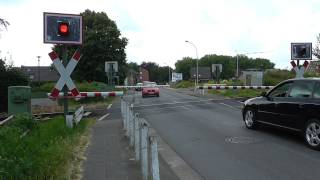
[{"x1": 83, "y1": 98, "x2": 179, "y2": 180}]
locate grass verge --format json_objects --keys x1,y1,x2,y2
[
  {"x1": 0, "y1": 114, "x2": 94, "y2": 179},
  {"x1": 209, "y1": 89, "x2": 266, "y2": 98}
]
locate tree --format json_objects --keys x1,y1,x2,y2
[
  {"x1": 140, "y1": 62, "x2": 171, "y2": 84},
  {"x1": 313, "y1": 34, "x2": 320, "y2": 59},
  {"x1": 175, "y1": 54, "x2": 275, "y2": 80},
  {"x1": 53, "y1": 10, "x2": 128, "y2": 83},
  {"x1": 0, "y1": 18, "x2": 9, "y2": 30},
  {"x1": 175, "y1": 57, "x2": 196, "y2": 80}
]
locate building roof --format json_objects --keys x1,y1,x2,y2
[
  {"x1": 20, "y1": 66, "x2": 59, "y2": 82},
  {"x1": 190, "y1": 67, "x2": 211, "y2": 80}
]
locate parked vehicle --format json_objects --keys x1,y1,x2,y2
[
  {"x1": 135, "y1": 83, "x2": 143, "y2": 91},
  {"x1": 142, "y1": 82, "x2": 159, "y2": 98},
  {"x1": 242, "y1": 78, "x2": 320, "y2": 150}
]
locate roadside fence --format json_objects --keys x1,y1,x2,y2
[{"x1": 121, "y1": 97, "x2": 160, "y2": 180}]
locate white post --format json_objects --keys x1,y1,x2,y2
[
  {"x1": 141, "y1": 122, "x2": 148, "y2": 180},
  {"x1": 129, "y1": 104, "x2": 134, "y2": 147},
  {"x1": 134, "y1": 113, "x2": 140, "y2": 161},
  {"x1": 123, "y1": 100, "x2": 127, "y2": 130},
  {"x1": 125, "y1": 103, "x2": 130, "y2": 137},
  {"x1": 150, "y1": 136, "x2": 160, "y2": 180},
  {"x1": 66, "y1": 115, "x2": 73, "y2": 128}
]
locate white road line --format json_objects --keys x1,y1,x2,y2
[
  {"x1": 107, "y1": 104, "x2": 112, "y2": 110},
  {"x1": 98, "y1": 113, "x2": 110, "y2": 121},
  {"x1": 182, "y1": 106, "x2": 192, "y2": 111},
  {"x1": 134, "y1": 99, "x2": 215, "y2": 108},
  {"x1": 219, "y1": 103, "x2": 239, "y2": 110}
]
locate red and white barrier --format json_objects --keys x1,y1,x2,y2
[
  {"x1": 197, "y1": 86, "x2": 274, "y2": 90},
  {"x1": 47, "y1": 91, "x2": 124, "y2": 98},
  {"x1": 115, "y1": 85, "x2": 170, "y2": 88}
]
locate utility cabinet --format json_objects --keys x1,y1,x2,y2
[{"x1": 8, "y1": 86, "x2": 31, "y2": 115}]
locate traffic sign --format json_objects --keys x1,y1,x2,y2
[
  {"x1": 44, "y1": 12, "x2": 83, "y2": 45},
  {"x1": 49, "y1": 50, "x2": 82, "y2": 97},
  {"x1": 291, "y1": 43, "x2": 312, "y2": 60}
]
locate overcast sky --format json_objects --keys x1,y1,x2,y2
[{"x1": 1, "y1": 0, "x2": 320, "y2": 69}]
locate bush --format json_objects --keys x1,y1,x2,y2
[
  {"x1": 263, "y1": 69, "x2": 295, "y2": 86},
  {"x1": 173, "y1": 80, "x2": 194, "y2": 88},
  {"x1": 0, "y1": 115, "x2": 93, "y2": 179}
]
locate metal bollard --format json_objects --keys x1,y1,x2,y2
[
  {"x1": 134, "y1": 113, "x2": 140, "y2": 161},
  {"x1": 150, "y1": 136, "x2": 160, "y2": 180},
  {"x1": 129, "y1": 104, "x2": 134, "y2": 146},
  {"x1": 123, "y1": 100, "x2": 127, "y2": 131},
  {"x1": 125, "y1": 103, "x2": 130, "y2": 137},
  {"x1": 140, "y1": 122, "x2": 149, "y2": 180}
]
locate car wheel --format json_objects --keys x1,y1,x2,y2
[
  {"x1": 304, "y1": 119, "x2": 320, "y2": 150},
  {"x1": 244, "y1": 108, "x2": 258, "y2": 129}
]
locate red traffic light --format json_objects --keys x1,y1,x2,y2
[{"x1": 58, "y1": 22, "x2": 69, "y2": 36}]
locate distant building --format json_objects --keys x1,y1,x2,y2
[
  {"x1": 190, "y1": 67, "x2": 211, "y2": 81},
  {"x1": 138, "y1": 67, "x2": 149, "y2": 82},
  {"x1": 240, "y1": 69, "x2": 263, "y2": 86},
  {"x1": 20, "y1": 66, "x2": 59, "y2": 82}
]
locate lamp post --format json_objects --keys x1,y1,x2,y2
[
  {"x1": 235, "y1": 51, "x2": 268, "y2": 78},
  {"x1": 37, "y1": 56, "x2": 41, "y2": 86},
  {"x1": 185, "y1": 40, "x2": 199, "y2": 88}
]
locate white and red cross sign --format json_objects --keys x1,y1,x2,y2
[
  {"x1": 290, "y1": 60, "x2": 309, "y2": 78},
  {"x1": 49, "y1": 50, "x2": 81, "y2": 98}
]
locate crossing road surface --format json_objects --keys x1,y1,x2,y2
[{"x1": 126, "y1": 88, "x2": 320, "y2": 180}]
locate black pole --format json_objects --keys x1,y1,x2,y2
[{"x1": 63, "y1": 45, "x2": 68, "y2": 115}]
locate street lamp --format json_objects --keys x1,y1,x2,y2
[
  {"x1": 37, "y1": 56, "x2": 41, "y2": 86},
  {"x1": 235, "y1": 51, "x2": 268, "y2": 78},
  {"x1": 185, "y1": 40, "x2": 199, "y2": 87}
]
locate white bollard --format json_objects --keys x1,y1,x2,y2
[
  {"x1": 123, "y1": 100, "x2": 127, "y2": 130},
  {"x1": 150, "y1": 136, "x2": 160, "y2": 180},
  {"x1": 66, "y1": 115, "x2": 74, "y2": 128},
  {"x1": 134, "y1": 113, "x2": 140, "y2": 161},
  {"x1": 129, "y1": 104, "x2": 134, "y2": 147},
  {"x1": 140, "y1": 122, "x2": 149, "y2": 180},
  {"x1": 125, "y1": 103, "x2": 130, "y2": 137}
]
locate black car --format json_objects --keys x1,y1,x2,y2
[{"x1": 242, "y1": 78, "x2": 320, "y2": 150}]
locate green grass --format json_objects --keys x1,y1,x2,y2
[
  {"x1": 0, "y1": 114, "x2": 94, "y2": 179},
  {"x1": 172, "y1": 80, "x2": 195, "y2": 88},
  {"x1": 209, "y1": 89, "x2": 266, "y2": 98}
]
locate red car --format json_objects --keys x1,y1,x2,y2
[{"x1": 142, "y1": 82, "x2": 160, "y2": 98}]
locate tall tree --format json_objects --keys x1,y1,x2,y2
[
  {"x1": 175, "y1": 57, "x2": 196, "y2": 80},
  {"x1": 53, "y1": 10, "x2": 128, "y2": 82},
  {"x1": 313, "y1": 34, "x2": 320, "y2": 59},
  {"x1": 0, "y1": 18, "x2": 9, "y2": 30}
]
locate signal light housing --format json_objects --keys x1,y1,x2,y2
[{"x1": 58, "y1": 21, "x2": 69, "y2": 36}]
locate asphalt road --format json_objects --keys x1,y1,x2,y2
[{"x1": 126, "y1": 88, "x2": 320, "y2": 180}]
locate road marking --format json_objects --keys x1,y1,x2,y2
[
  {"x1": 134, "y1": 99, "x2": 215, "y2": 108},
  {"x1": 219, "y1": 103, "x2": 239, "y2": 110},
  {"x1": 107, "y1": 104, "x2": 112, "y2": 110},
  {"x1": 98, "y1": 113, "x2": 109, "y2": 121},
  {"x1": 182, "y1": 106, "x2": 192, "y2": 111}
]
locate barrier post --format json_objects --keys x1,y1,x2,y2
[
  {"x1": 140, "y1": 122, "x2": 149, "y2": 180},
  {"x1": 150, "y1": 135, "x2": 160, "y2": 180},
  {"x1": 129, "y1": 104, "x2": 134, "y2": 146},
  {"x1": 134, "y1": 113, "x2": 140, "y2": 161}
]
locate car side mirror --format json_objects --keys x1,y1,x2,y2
[{"x1": 260, "y1": 91, "x2": 267, "y2": 97}]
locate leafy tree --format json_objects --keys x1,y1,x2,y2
[
  {"x1": 0, "y1": 18, "x2": 9, "y2": 30},
  {"x1": 140, "y1": 62, "x2": 171, "y2": 84},
  {"x1": 175, "y1": 54, "x2": 274, "y2": 80},
  {"x1": 175, "y1": 57, "x2": 196, "y2": 80},
  {"x1": 0, "y1": 59, "x2": 28, "y2": 112},
  {"x1": 53, "y1": 10, "x2": 128, "y2": 83},
  {"x1": 313, "y1": 34, "x2": 320, "y2": 59}
]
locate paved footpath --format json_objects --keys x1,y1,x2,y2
[{"x1": 83, "y1": 98, "x2": 178, "y2": 180}]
